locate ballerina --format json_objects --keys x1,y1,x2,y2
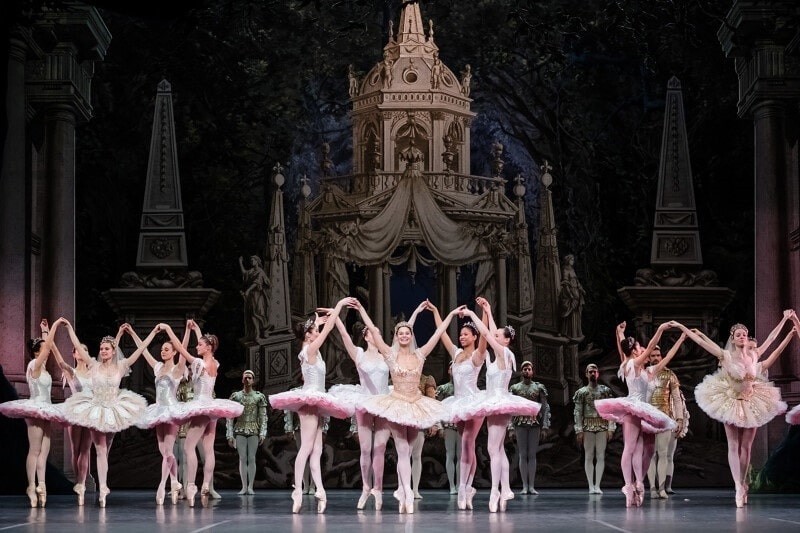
[
  {"x1": 356, "y1": 300, "x2": 461, "y2": 514},
  {"x1": 269, "y1": 297, "x2": 356, "y2": 514},
  {"x1": 0, "y1": 318, "x2": 68, "y2": 507},
  {"x1": 161, "y1": 320, "x2": 243, "y2": 507},
  {"x1": 462, "y1": 299, "x2": 541, "y2": 512},
  {"x1": 60, "y1": 321, "x2": 152, "y2": 507},
  {"x1": 785, "y1": 311, "x2": 800, "y2": 425},
  {"x1": 48, "y1": 322, "x2": 95, "y2": 505},
  {"x1": 328, "y1": 303, "x2": 420, "y2": 510},
  {"x1": 594, "y1": 321, "x2": 678, "y2": 507},
  {"x1": 129, "y1": 323, "x2": 192, "y2": 505},
  {"x1": 427, "y1": 300, "x2": 487, "y2": 510},
  {"x1": 672, "y1": 313, "x2": 793, "y2": 506}
]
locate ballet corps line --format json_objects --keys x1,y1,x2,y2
[{"x1": 1, "y1": 305, "x2": 799, "y2": 512}]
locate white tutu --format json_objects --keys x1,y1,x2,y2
[
  {"x1": 328, "y1": 383, "x2": 371, "y2": 412},
  {"x1": 0, "y1": 399, "x2": 66, "y2": 425},
  {"x1": 181, "y1": 397, "x2": 244, "y2": 421},
  {"x1": 136, "y1": 402, "x2": 195, "y2": 429},
  {"x1": 61, "y1": 388, "x2": 148, "y2": 433}
]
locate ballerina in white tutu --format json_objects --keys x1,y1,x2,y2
[
  {"x1": 671, "y1": 314, "x2": 794, "y2": 506},
  {"x1": 355, "y1": 301, "x2": 462, "y2": 514},
  {"x1": 425, "y1": 300, "x2": 487, "y2": 510},
  {"x1": 0, "y1": 318, "x2": 67, "y2": 507},
  {"x1": 60, "y1": 321, "x2": 153, "y2": 507},
  {"x1": 786, "y1": 311, "x2": 800, "y2": 425},
  {"x1": 127, "y1": 323, "x2": 191, "y2": 505},
  {"x1": 48, "y1": 323, "x2": 95, "y2": 505},
  {"x1": 463, "y1": 298, "x2": 541, "y2": 512},
  {"x1": 269, "y1": 297, "x2": 356, "y2": 514},
  {"x1": 594, "y1": 321, "x2": 679, "y2": 507},
  {"x1": 160, "y1": 320, "x2": 243, "y2": 507},
  {"x1": 327, "y1": 303, "x2": 427, "y2": 510}
]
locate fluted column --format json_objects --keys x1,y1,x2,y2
[{"x1": 0, "y1": 34, "x2": 30, "y2": 384}]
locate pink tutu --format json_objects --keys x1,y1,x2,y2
[
  {"x1": 136, "y1": 402, "x2": 195, "y2": 429},
  {"x1": 269, "y1": 389, "x2": 352, "y2": 419},
  {"x1": 181, "y1": 398, "x2": 244, "y2": 421},
  {"x1": 595, "y1": 397, "x2": 676, "y2": 433},
  {"x1": 469, "y1": 390, "x2": 541, "y2": 420},
  {"x1": 786, "y1": 404, "x2": 800, "y2": 425},
  {"x1": 0, "y1": 400, "x2": 67, "y2": 425},
  {"x1": 695, "y1": 368, "x2": 786, "y2": 428},
  {"x1": 359, "y1": 391, "x2": 446, "y2": 429}
]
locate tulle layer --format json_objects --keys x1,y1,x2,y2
[
  {"x1": 328, "y1": 384, "x2": 371, "y2": 411},
  {"x1": 181, "y1": 398, "x2": 244, "y2": 421},
  {"x1": 0, "y1": 400, "x2": 67, "y2": 425},
  {"x1": 442, "y1": 391, "x2": 541, "y2": 423},
  {"x1": 136, "y1": 403, "x2": 196, "y2": 429},
  {"x1": 269, "y1": 389, "x2": 352, "y2": 419},
  {"x1": 358, "y1": 391, "x2": 446, "y2": 429},
  {"x1": 695, "y1": 370, "x2": 786, "y2": 428},
  {"x1": 595, "y1": 398, "x2": 676, "y2": 433},
  {"x1": 61, "y1": 389, "x2": 147, "y2": 432},
  {"x1": 786, "y1": 404, "x2": 800, "y2": 425}
]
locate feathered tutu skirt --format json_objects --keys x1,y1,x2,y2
[
  {"x1": 0, "y1": 399, "x2": 67, "y2": 425},
  {"x1": 786, "y1": 404, "x2": 800, "y2": 425},
  {"x1": 358, "y1": 391, "x2": 446, "y2": 429},
  {"x1": 136, "y1": 401, "x2": 196, "y2": 429},
  {"x1": 61, "y1": 388, "x2": 147, "y2": 433},
  {"x1": 595, "y1": 397, "x2": 676, "y2": 433},
  {"x1": 695, "y1": 369, "x2": 786, "y2": 428},
  {"x1": 269, "y1": 389, "x2": 352, "y2": 419}
]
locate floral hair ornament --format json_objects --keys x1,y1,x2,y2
[
  {"x1": 729, "y1": 323, "x2": 748, "y2": 338},
  {"x1": 100, "y1": 335, "x2": 117, "y2": 349},
  {"x1": 504, "y1": 325, "x2": 516, "y2": 341}
]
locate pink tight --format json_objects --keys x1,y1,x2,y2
[
  {"x1": 25, "y1": 419, "x2": 51, "y2": 487},
  {"x1": 724, "y1": 424, "x2": 757, "y2": 489},
  {"x1": 184, "y1": 416, "x2": 216, "y2": 489},
  {"x1": 294, "y1": 410, "x2": 324, "y2": 495},
  {"x1": 69, "y1": 425, "x2": 92, "y2": 485},
  {"x1": 458, "y1": 417, "x2": 484, "y2": 490},
  {"x1": 390, "y1": 423, "x2": 417, "y2": 501},
  {"x1": 356, "y1": 411, "x2": 390, "y2": 492},
  {"x1": 156, "y1": 424, "x2": 179, "y2": 493},
  {"x1": 487, "y1": 415, "x2": 511, "y2": 494}
]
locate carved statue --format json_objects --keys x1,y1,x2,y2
[
  {"x1": 559, "y1": 254, "x2": 585, "y2": 340},
  {"x1": 634, "y1": 267, "x2": 719, "y2": 287},
  {"x1": 380, "y1": 52, "x2": 394, "y2": 89},
  {"x1": 400, "y1": 138, "x2": 424, "y2": 177},
  {"x1": 239, "y1": 255, "x2": 271, "y2": 340},
  {"x1": 119, "y1": 270, "x2": 204, "y2": 288},
  {"x1": 347, "y1": 64, "x2": 359, "y2": 98},
  {"x1": 320, "y1": 142, "x2": 335, "y2": 177},
  {"x1": 430, "y1": 53, "x2": 442, "y2": 90},
  {"x1": 460, "y1": 64, "x2": 472, "y2": 96},
  {"x1": 491, "y1": 140, "x2": 504, "y2": 177}
]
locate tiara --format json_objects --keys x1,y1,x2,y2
[
  {"x1": 504, "y1": 325, "x2": 516, "y2": 339},
  {"x1": 729, "y1": 323, "x2": 748, "y2": 337},
  {"x1": 461, "y1": 321, "x2": 478, "y2": 332},
  {"x1": 100, "y1": 335, "x2": 116, "y2": 348},
  {"x1": 394, "y1": 321, "x2": 412, "y2": 334},
  {"x1": 303, "y1": 317, "x2": 315, "y2": 331}
]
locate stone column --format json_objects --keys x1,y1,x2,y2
[
  {"x1": 0, "y1": 33, "x2": 30, "y2": 385},
  {"x1": 495, "y1": 255, "x2": 507, "y2": 328},
  {"x1": 368, "y1": 264, "x2": 385, "y2": 332},
  {"x1": 42, "y1": 104, "x2": 78, "y2": 355}
]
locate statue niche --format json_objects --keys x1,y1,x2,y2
[{"x1": 393, "y1": 114, "x2": 429, "y2": 172}]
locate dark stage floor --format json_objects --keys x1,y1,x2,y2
[{"x1": 0, "y1": 489, "x2": 798, "y2": 532}]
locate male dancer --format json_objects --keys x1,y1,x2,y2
[
  {"x1": 226, "y1": 370, "x2": 268, "y2": 494},
  {"x1": 509, "y1": 361, "x2": 550, "y2": 494},
  {"x1": 646, "y1": 345, "x2": 688, "y2": 498},
  {"x1": 573, "y1": 363, "x2": 615, "y2": 494}
]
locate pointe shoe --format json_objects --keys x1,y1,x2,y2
[
  {"x1": 171, "y1": 482, "x2": 182, "y2": 505},
  {"x1": 634, "y1": 482, "x2": 644, "y2": 507},
  {"x1": 456, "y1": 486, "x2": 467, "y2": 510},
  {"x1": 291, "y1": 489, "x2": 302, "y2": 513},
  {"x1": 74, "y1": 483, "x2": 86, "y2": 506},
  {"x1": 405, "y1": 495, "x2": 415, "y2": 514},
  {"x1": 186, "y1": 483, "x2": 198, "y2": 507},
  {"x1": 26, "y1": 485, "x2": 37, "y2": 508},
  {"x1": 488, "y1": 489, "x2": 500, "y2": 513},
  {"x1": 499, "y1": 495, "x2": 508, "y2": 512},
  {"x1": 99, "y1": 486, "x2": 110, "y2": 508},
  {"x1": 357, "y1": 488, "x2": 370, "y2": 510},
  {"x1": 621, "y1": 484, "x2": 634, "y2": 508},
  {"x1": 36, "y1": 482, "x2": 46, "y2": 507},
  {"x1": 735, "y1": 485, "x2": 744, "y2": 508},
  {"x1": 466, "y1": 486, "x2": 476, "y2": 510},
  {"x1": 315, "y1": 491, "x2": 327, "y2": 513},
  {"x1": 501, "y1": 489, "x2": 514, "y2": 501},
  {"x1": 200, "y1": 483, "x2": 210, "y2": 495},
  {"x1": 156, "y1": 486, "x2": 165, "y2": 505},
  {"x1": 370, "y1": 489, "x2": 383, "y2": 511},
  {"x1": 393, "y1": 488, "x2": 406, "y2": 513}
]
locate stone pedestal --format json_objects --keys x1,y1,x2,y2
[
  {"x1": 243, "y1": 333, "x2": 296, "y2": 395},
  {"x1": 530, "y1": 330, "x2": 572, "y2": 405}
]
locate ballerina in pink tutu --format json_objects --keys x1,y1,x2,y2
[
  {"x1": 328, "y1": 305, "x2": 425, "y2": 510},
  {"x1": 60, "y1": 321, "x2": 154, "y2": 507},
  {"x1": 128, "y1": 323, "x2": 191, "y2": 505},
  {"x1": 426, "y1": 300, "x2": 487, "y2": 511},
  {"x1": 269, "y1": 297, "x2": 356, "y2": 514},
  {"x1": 463, "y1": 299, "x2": 541, "y2": 512},
  {"x1": 160, "y1": 320, "x2": 243, "y2": 507},
  {"x1": 48, "y1": 322, "x2": 95, "y2": 505},
  {"x1": 594, "y1": 321, "x2": 679, "y2": 507},
  {"x1": 671, "y1": 314, "x2": 794, "y2": 507},
  {"x1": 356, "y1": 301, "x2": 462, "y2": 514},
  {"x1": 0, "y1": 318, "x2": 67, "y2": 507},
  {"x1": 786, "y1": 311, "x2": 800, "y2": 425}
]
